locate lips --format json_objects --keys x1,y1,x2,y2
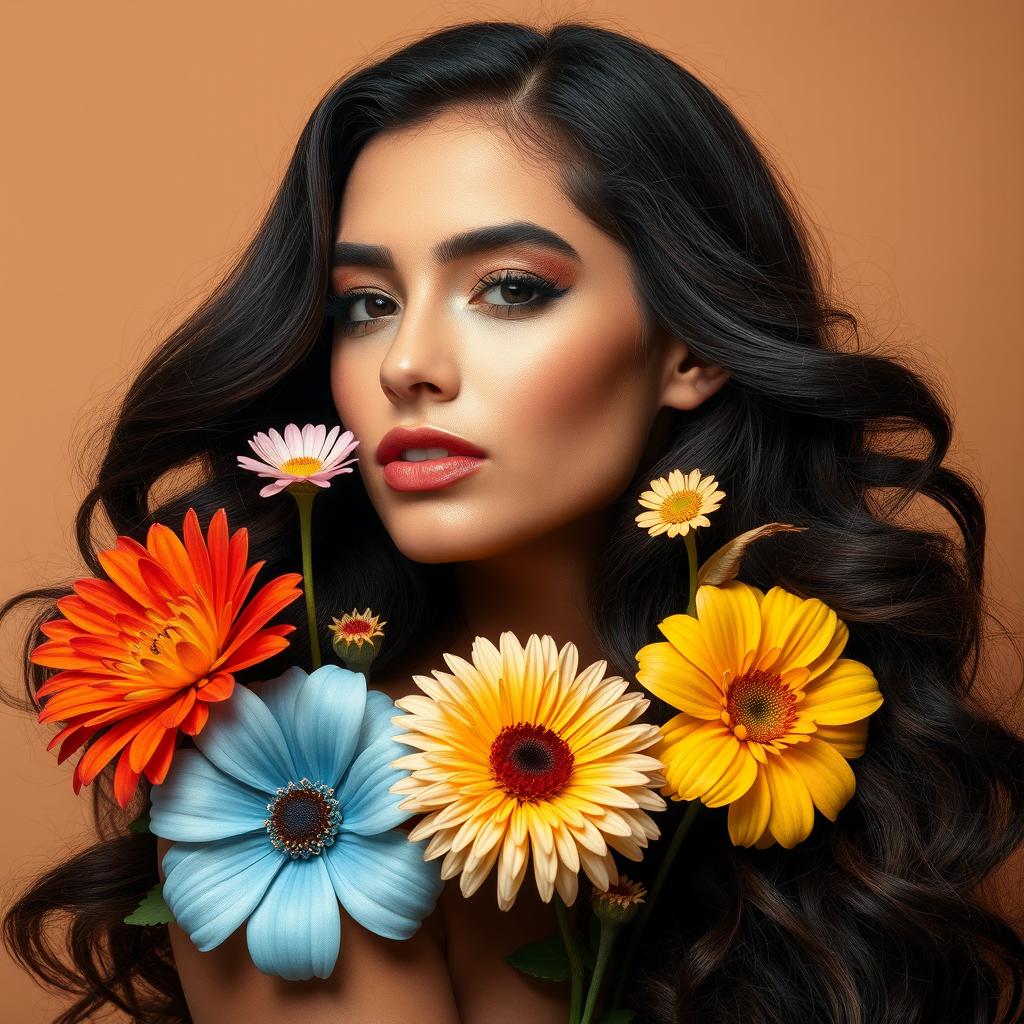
[{"x1": 375, "y1": 425, "x2": 488, "y2": 466}]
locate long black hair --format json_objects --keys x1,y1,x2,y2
[{"x1": 3, "y1": 19, "x2": 1022, "y2": 1024}]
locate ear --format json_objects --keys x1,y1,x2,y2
[{"x1": 657, "y1": 336, "x2": 731, "y2": 411}]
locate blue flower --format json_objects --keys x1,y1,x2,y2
[{"x1": 149, "y1": 664, "x2": 442, "y2": 981}]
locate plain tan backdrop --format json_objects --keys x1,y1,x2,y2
[{"x1": 2, "y1": 1, "x2": 1021, "y2": 1020}]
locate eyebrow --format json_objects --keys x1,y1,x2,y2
[{"x1": 331, "y1": 221, "x2": 582, "y2": 270}]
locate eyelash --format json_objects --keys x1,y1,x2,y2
[{"x1": 323, "y1": 269, "x2": 570, "y2": 336}]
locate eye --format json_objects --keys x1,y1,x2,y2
[
  {"x1": 324, "y1": 269, "x2": 570, "y2": 336},
  {"x1": 323, "y1": 292, "x2": 398, "y2": 335},
  {"x1": 473, "y1": 270, "x2": 570, "y2": 318}
]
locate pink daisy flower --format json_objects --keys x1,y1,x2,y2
[{"x1": 237, "y1": 423, "x2": 359, "y2": 497}]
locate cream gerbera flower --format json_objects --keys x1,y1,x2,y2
[
  {"x1": 636, "y1": 580, "x2": 883, "y2": 849},
  {"x1": 237, "y1": 423, "x2": 359, "y2": 497},
  {"x1": 390, "y1": 632, "x2": 666, "y2": 910},
  {"x1": 635, "y1": 468, "x2": 725, "y2": 538}
]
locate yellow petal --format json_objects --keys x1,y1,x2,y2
[
  {"x1": 783, "y1": 737, "x2": 856, "y2": 821},
  {"x1": 800, "y1": 659, "x2": 883, "y2": 724},
  {"x1": 636, "y1": 640, "x2": 723, "y2": 718},
  {"x1": 772, "y1": 596, "x2": 838, "y2": 676},
  {"x1": 659, "y1": 719, "x2": 740, "y2": 801},
  {"x1": 727, "y1": 766, "x2": 771, "y2": 846},
  {"x1": 700, "y1": 740, "x2": 758, "y2": 807},
  {"x1": 656, "y1": 612, "x2": 724, "y2": 693},
  {"x1": 763, "y1": 752, "x2": 815, "y2": 848},
  {"x1": 813, "y1": 719, "x2": 869, "y2": 759},
  {"x1": 695, "y1": 581, "x2": 761, "y2": 680}
]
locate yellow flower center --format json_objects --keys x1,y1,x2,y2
[
  {"x1": 724, "y1": 668, "x2": 797, "y2": 743},
  {"x1": 280, "y1": 456, "x2": 324, "y2": 477},
  {"x1": 660, "y1": 490, "x2": 701, "y2": 523}
]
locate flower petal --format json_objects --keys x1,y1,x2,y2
[
  {"x1": 193, "y1": 682, "x2": 296, "y2": 793},
  {"x1": 799, "y1": 658, "x2": 883, "y2": 724},
  {"x1": 292, "y1": 664, "x2": 367, "y2": 786},
  {"x1": 150, "y1": 748, "x2": 269, "y2": 842},
  {"x1": 161, "y1": 831, "x2": 286, "y2": 951},
  {"x1": 246, "y1": 856, "x2": 340, "y2": 980},
  {"x1": 762, "y1": 752, "x2": 815, "y2": 848},
  {"x1": 727, "y1": 767, "x2": 771, "y2": 846},
  {"x1": 695, "y1": 581, "x2": 761, "y2": 680},
  {"x1": 635, "y1": 638, "x2": 723, "y2": 718},
  {"x1": 782, "y1": 736, "x2": 856, "y2": 821},
  {"x1": 337, "y1": 737, "x2": 409, "y2": 835},
  {"x1": 324, "y1": 830, "x2": 442, "y2": 939}
]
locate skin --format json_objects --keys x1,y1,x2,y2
[{"x1": 162, "y1": 107, "x2": 730, "y2": 1022}]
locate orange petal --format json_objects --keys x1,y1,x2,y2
[
  {"x1": 179, "y1": 699, "x2": 210, "y2": 735},
  {"x1": 182, "y1": 508, "x2": 214, "y2": 597},
  {"x1": 143, "y1": 728, "x2": 179, "y2": 784},
  {"x1": 113, "y1": 749, "x2": 143, "y2": 808},
  {"x1": 197, "y1": 673, "x2": 234, "y2": 702},
  {"x1": 145, "y1": 522, "x2": 197, "y2": 592}
]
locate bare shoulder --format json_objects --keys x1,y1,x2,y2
[
  {"x1": 155, "y1": 835, "x2": 458, "y2": 1023},
  {"x1": 438, "y1": 879, "x2": 573, "y2": 1024}
]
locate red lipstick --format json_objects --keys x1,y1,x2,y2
[{"x1": 375, "y1": 425, "x2": 488, "y2": 492}]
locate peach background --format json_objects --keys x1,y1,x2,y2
[{"x1": 2, "y1": 2, "x2": 1021, "y2": 1020}]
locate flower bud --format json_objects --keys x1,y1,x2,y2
[
  {"x1": 591, "y1": 876, "x2": 646, "y2": 927},
  {"x1": 328, "y1": 608, "x2": 386, "y2": 676}
]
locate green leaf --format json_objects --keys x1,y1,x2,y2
[
  {"x1": 596, "y1": 1011, "x2": 635, "y2": 1024},
  {"x1": 124, "y1": 882, "x2": 173, "y2": 926},
  {"x1": 127, "y1": 812, "x2": 150, "y2": 834},
  {"x1": 505, "y1": 935, "x2": 571, "y2": 981}
]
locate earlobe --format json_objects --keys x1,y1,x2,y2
[{"x1": 658, "y1": 340, "x2": 731, "y2": 411}]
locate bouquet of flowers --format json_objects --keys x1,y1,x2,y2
[{"x1": 30, "y1": 426, "x2": 884, "y2": 1019}]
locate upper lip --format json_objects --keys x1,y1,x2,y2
[{"x1": 375, "y1": 425, "x2": 488, "y2": 465}]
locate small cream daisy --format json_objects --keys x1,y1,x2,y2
[
  {"x1": 635, "y1": 468, "x2": 725, "y2": 538},
  {"x1": 237, "y1": 423, "x2": 359, "y2": 497}
]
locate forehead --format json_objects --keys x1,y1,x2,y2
[{"x1": 336, "y1": 110, "x2": 583, "y2": 243}]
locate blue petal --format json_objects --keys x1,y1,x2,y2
[
  {"x1": 150, "y1": 749, "x2": 268, "y2": 842},
  {"x1": 193, "y1": 681, "x2": 297, "y2": 793},
  {"x1": 324, "y1": 830, "x2": 442, "y2": 940},
  {"x1": 358, "y1": 689, "x2": 402, "y2": 749},
  {"x1": 337, "y1": 736, "x2": 409, "y2": 835},
  {"x1": 161, "y1": 832, "x2": 286, "y2": 951},
  {"x1": 292, "y1": 664, "x2": 366, "y2": 787},
  {"x1": 246, "y1": 855, "x2": 341, "y2": 980},
  {"x1": 246, "y1": 665, "x2": 309, "y2": 756}
]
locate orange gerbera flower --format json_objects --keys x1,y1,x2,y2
[{"x1": 30, "y1": 507, "x2": 303, "y2": 808}]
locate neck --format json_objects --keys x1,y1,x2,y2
[{"x1": 414, "y1": 505, "x2": 615, "y2": 677}]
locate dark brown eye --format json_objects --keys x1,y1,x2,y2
[
  {"x1": 484, "y1": 279, "x2": 538, "y2": 305},
  {"x1": 323, "y1": 291, "x2": 398, "y2": 334}
]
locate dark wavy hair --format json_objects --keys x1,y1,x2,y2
[{"x1": 3, "y1": 18, "x2": 1022, "y2": 1024}]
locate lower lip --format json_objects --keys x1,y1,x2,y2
[{"x1": 382, "y1": 455, "x2": 486, "y2": 492}]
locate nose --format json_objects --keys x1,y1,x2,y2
[{"x1": 377, "y1": 296, "x2": 461, "y2": 405}]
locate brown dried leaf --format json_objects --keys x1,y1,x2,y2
[{"x1": 695, "y1": 523, "x2": 806, "y2": 588}]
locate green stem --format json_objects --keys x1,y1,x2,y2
[
  {"x1": 290, "y1": 487, "x2": 321, "y2": 671},
  {"x1": 611, "y1": 800, "x2": 701, "y2": 1009},
  {"x1": 580, "y1": 918, "x2": 621, "y2": 1024},
  {"x1": 684, "y1": 530, "x2": 699, "y2": 617},
  {"x1": 554, "y1": 895, "x2": 585, "y2": 1024}
]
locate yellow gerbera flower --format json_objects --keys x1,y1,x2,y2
[
  {"x1": 390, "y1": 632, "x2": 666, "y2": 910},
  {"x1": 635, "y1": 468, "x2": 726, "y2": 538},
  {"x1": 636, "y1": 580, "x2": 883, "y2": 849}
]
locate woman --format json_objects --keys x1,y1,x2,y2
[{"x1": 3, "y1": 18, "x2": 1022, "y2": 1024}]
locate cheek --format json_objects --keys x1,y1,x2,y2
[
  {"x1": 493, "y1": 315, "x2": 654, "y2": 505},
  {"x1": 330, "y1": 341, "x2": 375, "y2": 432}
]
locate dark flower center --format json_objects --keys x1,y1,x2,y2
[
  {"x1": 264, "y1": 778, "x2": 341, "y2": 859},
  {"x1": 725, "y1": 669, "x2": 797, "y2": 742},
  {"x1": 490, "y1": 722, "x2": 574, "y2": 802}
]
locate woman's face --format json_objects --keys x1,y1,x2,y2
[{"x1": 330, "y1": 109, "x2": 677, "y2": 563}]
